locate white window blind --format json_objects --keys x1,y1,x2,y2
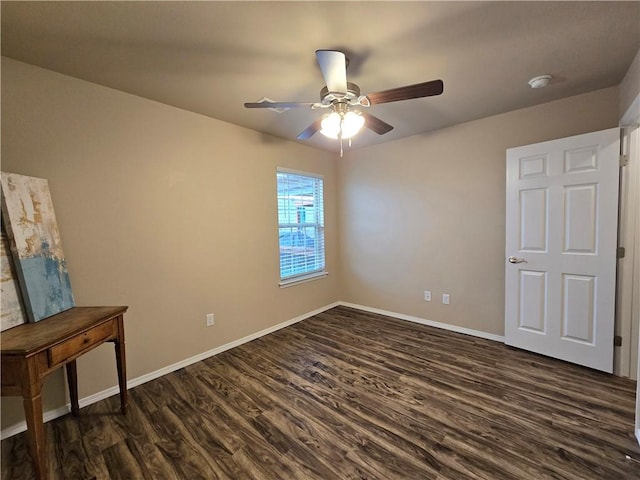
[{"x1": 277, "y1": 169, "x2": 325, "y2": 283}]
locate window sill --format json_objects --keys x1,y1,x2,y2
[{"x1": 279, "y1": 271, "x2": 328, "y2": 288}]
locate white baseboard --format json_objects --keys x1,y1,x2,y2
[
  {"x1": 338, "y1": 302, "x2": 505, "y2": 343},
  {"x1": 0, "y1": 301, "x2": 340, "y2": 441},
  {"x1": 636, "y1": 428, "x2": 640, "y2": 445}
]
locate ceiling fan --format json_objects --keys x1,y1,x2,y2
[{"x1": 244, "y1": 50, "x2": 444, "y2": 153}]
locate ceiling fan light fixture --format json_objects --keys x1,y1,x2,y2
[{"x1": 320, "y1": 111, "x2": 364, "y2": 139}]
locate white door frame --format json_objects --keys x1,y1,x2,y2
[
  {"x1": 616, "y1": 124, "x2": 640, "y2": 380},
  {"x1": 619, "y1": 92, "x2": 640, "y2": 444}
]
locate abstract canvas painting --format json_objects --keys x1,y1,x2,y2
[
  {"x1": 0, "y1": 172, "x2": 75, "y2": 322},
  {"x1": 0, "y1": 229, "x2": 27, "y2": 331}
]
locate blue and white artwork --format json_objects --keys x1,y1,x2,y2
[
  {"x1": 1, "y1": 172, "x2": 75, "y2": 322},
  {"x1": 1, "y1": 231, "x2": 27, "y2": 330}
]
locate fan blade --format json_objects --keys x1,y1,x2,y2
[
  {"x1": 362, "y1": 113, "x2": 394, "y2": 135},
  {"x1": 297, "y1": 119, "x2": 322, "y2": 140},
  {"x1": 366, "y1": 79, "x2": 444, "y2": 105},
  {"x1": 316, "y1": 50, "x2": 348, "y2": 94},
  {"x1": 244, "y1": 101, "x2": 315, "y2": 109}
]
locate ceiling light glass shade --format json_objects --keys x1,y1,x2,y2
[
  {"x1": 341, "y1": 111, "x2": 365, "y2": 139},
  {"x1": 320, "y1": 111, "x2": 365, "y2": 139},
  {"x1": 320, "y1": 112, "x2": 341, "y2": 139}
]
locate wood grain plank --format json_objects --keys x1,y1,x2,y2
[{"x1": 102, "y1": 438, "x2": 156, "y2": 480}]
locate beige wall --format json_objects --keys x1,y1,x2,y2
[
  {"x1": 0, "y1": 58, "x2": 339, "y2": 429},
  {"x1": 338, "y1": 87, "x2": 620, "y2": 336},
  {"x1": 620, "y1": 48, "x2": 640, "y2": 120}
]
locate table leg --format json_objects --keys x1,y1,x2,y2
[
  {"x1": 23, "y1": 393, "x2": 47, "y2": 480},
  {"x1": 65, "y1": 360, "x2": 80, "y2": 416},
  {"x1": 115, "y1": 315, "x2": 128, "y2": 414}
]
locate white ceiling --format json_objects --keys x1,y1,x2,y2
[{"x1": 2, "y1": 1, "x2": 639, "y2": 153}]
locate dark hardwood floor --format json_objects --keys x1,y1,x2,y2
[{"x1": 2, "y1": 306, "x2": 639, "y2": 479}]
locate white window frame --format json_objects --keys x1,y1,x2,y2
[{"x1": 276, "y1": 167, "x2": 327, "y2": 287}]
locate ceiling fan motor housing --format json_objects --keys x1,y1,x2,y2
[{"x1": 320, "y1": 82, "x2": 361, "y2": 105}]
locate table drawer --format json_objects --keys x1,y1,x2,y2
[{"x1": 48, "y1": 320, "x2": 116, "y2": 367}]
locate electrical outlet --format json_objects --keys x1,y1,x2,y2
[
  {"x1": 424, "y1": 290, "x2": 431, "y2": 302},
  {"x1": 206, "y1": 313, "x2": 215, "y2": 327},
  {"x1": 442, "y1": 294, "x2": 450, "y2": 305}
]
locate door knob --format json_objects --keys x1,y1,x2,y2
[{"x1": 508, "y1": 256, "x2": 528, "y2": 264}]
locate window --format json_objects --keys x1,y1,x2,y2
[{"x1": 277, "y1": 168, "x2": 326, "y2": 285}]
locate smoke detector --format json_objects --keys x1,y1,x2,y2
[{"x1": 528, "y1": 75, "x2": 552, "y2": 89}]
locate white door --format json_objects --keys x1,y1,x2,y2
[{"x1": 505, "y1": 128, "x2": 620, "y2": 373}]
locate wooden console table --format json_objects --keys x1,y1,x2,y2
[{"x1": 1, "y1": 306, "x2": 128, "y2": 480}]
